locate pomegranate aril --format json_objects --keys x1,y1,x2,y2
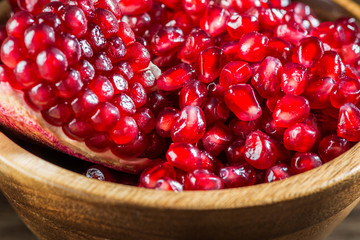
[
  {"x1": 330, "y1": 77, "x2": 360, "y2": 108},
  {"x1": 226, "y1": 13, "x2": 259, "y2": 39},
  {"x1": 219, "y1": 162, "x2": 256, "y2": 188},
  {"x1": 165, "y1": 11, "x2": 193, "y2": 36},
  {"x1": 238, "y1": 31, "x2": 269, "y2": 62},
  {"x1": 171, "y1": 106, "x2": 206, "y2": 144},
  {"x1": 267, "y1": 37, "x2": 293, "y2": 63},
  {"x1": 183, "y1": 0, "x2": 209, "y2": 16},
  {"x1": 70, "y1": 88, "x2": 99, "y2": 119},
  {"x1": 112, "y1": 93, "x2": 136, "y2": 116},
  {"x1": 202, "y1": 123, "x2": 232, "y2": 156},
  {"x1": 337, "y1": 103, "x2": 360, "y2": 142},
  {"x1": 336, "y1": 17, "x2": 359, "y2": 44},
  {"x1": 318, "y1": 135, "x2": 350, "y2": 163},
  {"x1": 55, "y1": 69, "x2": 83, "y2": 99},
  {"x1": 200, "y1": 5, "x2": 230, "y2": 37},
  {"x1": 93, "y1": 8, "x2": 119, "y2": 38},
  {"x1": 199, "y1": 150, "x2": 223, "y2": 174},
  {"x1": 154, "y1": 178, "x2": 183, "y2": 192},
  {"x1": 89, "y1": 102, "x2": 120, "y2": 132},
  {"x1": 275, "y1": 22, "x2": 308, "y2": 46},
  {"x1": 55, "y1": 33, "x2": 81, "y2": 65},
  {"x1": 41, "y1": 102, "x2": 72, "y2": 126},
  {"x1": 157, "y1": 63, "x2": 196, "y2": 91},
  {"x1": 88, "y1": 75, "x2": 114, "y2": 102},
  {"x1": 42, "y1": 2, "x2": 65, "y2": 15},
  {"x1": 284, "y1": 123, "x2": 317, "y2": 152},
  {"x1": 197, "y1": 46, "x2": 226, "y2": 84},
  {"x1": 36, "y1": 47, "x2": 68, "y2": 82},
  {"x1": 133, "y1": 108, "x2": 155, "y2": 134},
  {"x1": 184, "y1": 169, "x2": 224, "y2": 190},
  {"x1": 79, "y1": 39, "x2": 94, "y2": 59},
  {"x1": 129, "y1": 82, "x2": 147, "y2": 108},
  {"x1": 339, "y1": 43, "x2": 360, "y2": 65},
  {"x1": 224, "y1": 84, "x2": 262, "y2": 121},
  {"x1": 203, "y1": 96, "x2": 230, "y2": 125},
  {"x1": 225, "y1": 138, "x2": 246, "y2": 164},
  {"x1": 85, "y1": 165, "x2": 116, "y2": 182},
  {"x1": 63, "y1": 118, "x2": 93, "y2": 141},
  {"x1": 68, "y1": 0, "x2": 95, "y2": 19},
  {"x1": 25, "y1": 83, "x2": 57, "y2": 111},
  {"x1": 244, "y1": 130, "x2": 277, "y2": 169},
  {"x1": 118, "y1": 0, "x2": 152, "y2": 15},
  {"x1": 219, "y1": 61, "x2": 252, "y2": 89},
  {"x1": 117, "y1": 22, "x2": 136, "y2": 46},
  {"x1": 109, "y1": 116, "x2": 139, "y2": 144},
  {"x1": 140, "y1": 162, "x2": 176, "y2": 188},
  {"x1": 264, "y1": 163, "x2": 294, "y2": 183},
  {"x1": 302, "y1": 77, "x2": 335, "y2": 109},
  {"x1": 291, "y1": 152, "x2": 323, "y2": 174},
  {"x1": 156, "y1": 107, "x2": 179, "y2": 138},
  {"x1": 6, "y1": 11, "x2": 35, "y2": 38},
  {"x1": 252, "y1": 56, "x2": 282, "y2": 98},
  {"x1": 292, "y1": 37, "x2": 324, "y2": 67},
  {"x1": 122, "y1": 13, "x2": 151, "y2": 36},
  {"x1": 94, "y1": 52, "x2": 113, "y2": 72},
  {"x1": 106, "y1": 37, "x2": 126, "y2": 63},
  {"x1": 109, "y1": 73, "x2": 128, "y2": 94},
  {"x1": 179, "y1": 80, "x2": 207, "y2": 109},
  {"x1": 281, "y1": 62, "x2": 308, "y2": 95},
  {"x1": 314, "y1": 51, "x2": 345, "y2": 81},
  {"x1": 113, "y1": 61, "x2": 134, "y2": 81},
  {"x1": 150, "y1": 26, "x2": 185, "y2": 57},
  {"x1": 1, "y1": 37, "x2": 26, "y2": 68},
  {"x1": 62, "y1": 6, "x2": 88, "y2": 38},
  {"x1": 261, "y1": 110, "x2": 285, "y2": 140},
  {"x1": 273, "y1": 94, "x2": 310, "y2": 128},
  {"x1": 85, "y1": 133, "x2": 111, "y2": 152},
  {"x1": 140, "y1": 131, "x2": 168, "y2": 159},
  {"x1": 86, "y1": 23, "x2": 106, "y2": 51},
  {"x1": 310, "y1": 22, "x2": 346, "y2": 49},
  {"x1": 124, "y1": 42, "x2": 151, "y2": 72},
  {"x1": 13, "y1": 59, "x2": 41, "y2": 90},
  {"x1": 24, "y1": 23, "x2": 55, "y2": 56},
  {"x1": 146, "y1": 91, "x2": 167, "y2": 116},
  {"x1": 111, "y1": 131, "x2": 149, "y2": 158},
  {"x1": 229, "y1": 118, "x2": 261, "y2": 139},
  {"x1": 166, "y1": 142, "x2": 202, "y2": 172},
  {"x1": 76, "y1": 60, "x2": 95, "y2": 83}
]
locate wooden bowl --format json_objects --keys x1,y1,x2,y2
[{"x1": 1, "y1": 1, "x2": 360, "y2": 240}]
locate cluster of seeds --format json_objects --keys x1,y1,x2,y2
[{"x1": 1, "y1": 0, "x2": 360, "y2": 191}]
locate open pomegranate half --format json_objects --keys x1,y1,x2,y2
[{"x1": 0, "y1": 0, "x2": 360, "y2": 190}]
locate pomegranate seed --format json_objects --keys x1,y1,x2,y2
[
  {"x1": 6, "y1": 11, "x2": 34, "y2": 38},
  {"x1": 225, "y1": 138, "x2": 246, "y2": 164},
  {"x1": 108, "y1": 74, "x2": 128, "y2": 94},
  {"x1": 178, "y1": 28, "x2": 213, "y2": 64},
  {"x1": 291, "y1": 152, "x2": 323, "y2": 174},
  {"x1": 155, "y1": 107, "x2": 179, "y2": 138},
  {"x1": 88, "y1": 76, "x2": 114, "y2": 102},
  {"x1": 85, "y1": 165, "x2": 116, "y2": 182},
  {"x1": 166, "y1": 142, "x2": 202, "y2": 172},
  {"x1": 261, "y1": 109, "x2": 285, "y2": 140},
  {"x1": 314, "y1": 51, "x2": 345, "y2": 81},
  {"x1": 165, "y1": 11, "x2": 193, "y2": 35},
  {"x1": 140, "y1": 132, "x2": 168, "y2": 159},
  {"x1": 318, "y1": 135, "x2": 350, "y2": 163},
  {"x1": 76, "y1": 60, "x2": 95, "y2": 83},
  {"x1": 200, "y1": 5, "x2": 230, "y2": 37},
  {"x1": 183, "y1": 0, "x2": 209, "y2": 16},
  {"x1": 109, "y1": 116, "x2": 139, "y2": 144},
  {"x1": 85, "y1": 133, "x2": 111, "y2": 152},
  {"x1": 284, "y1": 123, "x2": 317, "y2": 152},
  {"x1": 157, "y1": 63, "x2": 196, "y2": 91},
  {"x1": 151, "y1": 26, "x2": 185, "y2": 57},
  {"x1": 146, "y1": 91, "x2": 167, "y2": 115},
  {"x1": 62, "y1": 6, "x2": 88, "y2": 38},
  {"x1": 267, "y1": 37, "x2": 293, "y2": 63},
  {"x1": 140, "y1": 162, "x2": 176, "y2": 188},
  {"x1": 244, "y1": 130, "x2": 277, "y2": 169},
  {"x1": 292, "y1": 37, "x2": 324, "y2": 67},
  {"x1": 41, "y1": 102, "x2": 72, "y2": 126},
  {"x1": 226, "y1": 13, "x2": 259, "y2": 39},
  {"x1": 310, "y1": 22, "x2": 346, "y2": 49},
  {"x1": 124, "y1": 42, "x2": 151, "y2": 72},
  {"x1": 133, "y1": 107, "x2": 155, "y2": 134},
  {"x1": 219, "y1": 162, "x2": 256, "y2": 188},
  {"x1": 337, "y1": 103, "x2": 360, "y2": 142},
  {"x1": 179, "y1": 80, "x2": 207, "y2": 108},
  {"x1": 202, "y1": 123, "x2": 232, "y2": 156},
  {"x1": 89, "y1": 102, "x2": 120, "y2": 132},
  {"x1": 118, "y1": 0, "x2": 152, "y2": 15},
  {"x1": 24, "y1": 23, "x2": 56, "y2": 56},
  {"x1": 273, "y1": 94, "x2": 310, "y2": 128},
  {"x1": 203, "y1": 96, "x2": 230, "y2": 125},
  {"x1": 1, "y1": 37, "x2": 25, "y2": 68},
  {"x1": 55, "y1": 33, "x2": 81, "y2": 65},
  {"x1": 69, "y1": 0, "x2": 95, "y2": 19},
  {"x1": 122, "y1": 13, "x2": 151, "y2": 36},
  {"x1": 171, "y1": 106, "x2": 206, "y2": 144},
  {"x1": 281, "y1": 62, "x2": 308, "y2": 95},
  {"x1": 93, "y1": 8, "x2": 119, "y2": 38},
  {"x1": 337, "y1": 17, "x2": 359, "y2": 44},
  {"x1": 86, "y1": 23, "x2": 106, "y2": 51},
  {"x1": 13, "y1": 59, "x2": 41, "y2": 90},
  {"x1": 238, "y1": 31, "x2": 269, "y2": 62},
  {"x1": 79, "y1": 39, "x2": 93, "y2": 59},
  {"x1": 197, "y1": 46, "x2": 226, "y2": 84},
  {"x1": 36, "y1": 47, "x2": 68, "y2": 82},
  {"x1": 339, "y1": 43, "x2": 360, "y2": 65},
  {"x1": 128, "y1": 82, "x2": 147, "y2": 108},
  {"x1": 200, "y1": 151, "x2": 223, "y2": 174},
  {"x1": 229, "y1": 118, "x2": 261, "y2": 139},
  {"x1": 184, "y1": 169, "x2": 224, "y2": 190},
  {"x1": 117, "y1": 22, "x2": 136, "y2": 46},
  {"x1": 154, "y1": 178, "x2": 183, "y2": 192},
  {"x1": 70, "y1": 88, "x2": 99, "y2": 119},
  {"x1": 330, "y1": 77, "x2": 360, "y2": 109},
  {"x1": 275, "y1": 21, "x2": 308, "y2": 45},
  {"x1": 111, "y1": 131, "x2": 149, "y2": 158},
  {"x1": 42, "y1": 2, "x2": 65, "y2": 15},
  {"x1": 302, "y1": 77, "x2": 335, "y2": 109},
  {"x1": 224, "y1": 84, "x2": 262, "y2": 121},
  {"x1": 264, "y1": 163, "x2": 294, "y2": 183},
  {"x1": 25, "y1": 83, "x2": 57, "y2": 111},
  {"x1": 113, "y1": 61, "x2": 134, "y2": 81},
  {"x1": 106, "y1": 37, "x2": 126, "y2": 63},
  {"x1": 63, "y1": 118, "x2": 93, "y2": 141},
  {"x1": 55, "y1": 69, "x2": 83, "y2": 99},
  {"x1": 219, "y1": 61, "x2": 252, "y2": 89},
  {"x1": 94, "y1": 52, "x2": 113, "y2": 72},
  {"x1": 252, "y1": 56, "x2": 282, "y2": 98}
]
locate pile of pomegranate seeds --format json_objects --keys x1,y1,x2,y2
[{"x1": 1, "y1": 0, "x2": 360, "y2": 191}]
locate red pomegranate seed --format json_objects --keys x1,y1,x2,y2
[
  {"x1": 124, "y1": 42, "x2": 151, "y2": 72},
  {"x1": 36, "y1": 47, "x2": 68, "y2": 82},
  {"x1": 111, "y1": 131, "x2": 149, "y2": 158},
  {"x1": 85, "y1": 133, "x2": 111, "y2": 152},
  {"x1": 165, "y1": 11, "x2": 193, "y2": 35},
  {"x1": 156, "y1": 107, "x2": 179, "y2": 138},
  {"x1": 157, "y1": 63, "x2": 196, "y2": 91},
  {"x1": 24, "y1": 23, "x2": 56, "y2": 56},
  {"x1": 310, "y1": 22, "x2": 346, "y2": 49},
  {"x1": 219, "y1": 61, "x2": 252, "y2": 89},
  {"x1": 106, "y1": 37, "x2": 126, "y2": 63},
  {"x1": 117, "y1": 22, "x2": 136, "y2": 46},
  {"x1": 177, "y1": 28, "x2": 213, "y2": 64},
  {"x1": 225, "y1": 138, "x2": 245, "y2": 164},
  {"x1": 207, "y1": 82, "x2": 226, "y2": 98},
  {"x1": 339, "y1": 42, "x2": 360, "y2": 65},
  {"x1": 273, "y1": 94, "x2": 310, "y2": 128},
  {"x1": 314, "y1": 51, "x2": 345, "y2": 81},
  {"x1": 121, "y1": 13, "x2": 151, "y2": 36},
  {"x1": 318, "y1": 135, "x2": 350, "y2": 163},
  {"x1": 244, "y1": 130, "x2": 277, "y2": 169},
  {"x1": 140, "y1": 132, "x2": 168, "y2": 159},
  {"x1": 55, "y1": 33, "x2": 81, "y2": 65},
  {"x1": 128, "y1": 82, "x2": 147, "y2": 108},
  {"x1": 113, "y1": 61, "x2": 134, "y2": 81},
  {"x1": 1, "y1": 37, "x2": 26, "y2": 68},
  {"x1": 109, "y1": 116, "x2": 139, "y2": 144},
  {"x1": 118, "y1": 0, "x2": 152, "y2": 15},
  {"x1": 140, "y1": 162, "x2": 176, "y2": 188},
  {"x1": 41, "y1": 102, "x2": 72, "y2": 126},
  {"x1": 219, "y1": 162, "x2": 256, "y2": 188},
  {"x1": 146, "y1": 91, "x2": 167, "y2": 115},
  {"x1": 200, "y1": 151, "x2": 223, "y2": 174},
  {"x1": 63, "y1": 118, "x2": 94, "y2": 141},
  {"x1": 70, "y1": 88, "x2": 99, "y2": 119},
  {"x1": 133, "y1": 107, "x2": 155, "y2": 134},
  {"x1": 25, "y1": 83, "x2": 57, "y2": 111},
  {"x1": 203, "y1": 96, "x2": 230, "y2": 125},
  {"x1": 13, "y1": 59, "x2": 41, "y2": 90},
  {"x1": 291, "y1": 152, "x2": 323, "y2": 174},
  {"x1": 183, "y1": 0, "x2": 209, "y2": 16},
  {"x1": 79, "y1": 39, "x2": 93, "y2": 59},
  {"x1": 202, "y1": 123, "x2": 232, "y2": 156},
  {"x1": 330, "y1": 77, "x2": 360, "y2": 108},
  {"x1": 112, "y1": 93, "x2": 136, "y2": 116},
  {"x1": 284, "y1": 123, "x2": 317, "y2": 152},
  {"x1": 88, "y1": 75, "x2": 114, "y2": 102},
  {"x1": 261, "y1": 109, "x2": 285, "y2": 140},
  {"x1": 275, "y1": 21, "x2": 308, "y2": 45},
  {"x1": 264, "y1": 163, "x2": 294, "y2": 183},
  {"x1": 93, "y1": 8, "x2": 119, "y2": 38},
  {"x1": 150, "y1": 26, "x2": 185, "y2": 57},
  {"x1": 85, "y1": 165, "x2": 116, "y2": 182},
  {"x1": 55, "y1": 69, "x2": 83, "y2": 99},
  {"x1": 281, "y1": 62, "x2": 308, "y2": 95},
  {"x1": 62, "y1": 6, "x2": 88, "y2": 38},
  {"x1": 6, "y1": 11, "x2": 34, "y2": 38},
  {"x1": 292, "y1": 36, "x2": 324, "y2": 67},
  {"x1": 226, "y1": 13, "x2": 259, "y2": 39},
  {"x1": 200, "y1": 5, "x2": 230, "y2": 36},
  {"x1": 166, "y1": 142, "x2": 202, "y2": 172},
  {"x1": 229, "y1": 118, "x2": 261, "y2": 139},
  {"x1": 252, "y1": 56, "x2": 282, "y2": 98},
  {"x1": 89, "y1": 102, "x2": 120, "y2": 132},
  {"x1": 94, "y1": 52, "x2": 113, "y2": 72},
  {"x1": 197, "y1": 46, "x2": 226, "y2": 84},
  {"x1": 302, "y1": 77, "x2": 335, "y2": 109},
  {"x1": 184, "y1": 169, "x2": 224, "y2": 190},
  {"x1": 179, "y1": 80, "x2": 207, "y2": 108},
  {"x1": 238, "y1": 31, "x2": 269, "y2": 62},
  {"x1": 171, "y1": 106, "x2": 206, "y2": 144},
  {"x1": 154, "y1": 178, "x2": 183, "y2": 192},
  {"x1": 224, "y1": 84, "x2": 262, "y2": 121},
  {"x1": 68, "y1": 0, "x2": 95, "y2": 19},
  {"x1": 267, "y1": 37, "x2": 293, "y2": 63},
  {"x1": 337, "y1": 103, "x2": 360, "y2": 142},
  {"x1": 42, "y1": 2, "x2": 65, "y2": 15},
  {"x1": 336, "y1": 17, "x2": 359, "y2": 44}
]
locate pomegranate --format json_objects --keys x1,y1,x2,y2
[{"x1": 0, "y1": 0, "x2": 359, "y2": 191}]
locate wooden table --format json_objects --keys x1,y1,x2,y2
[{"x1": 0, "y1": 191, "x2": 359, "y2": 240}]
